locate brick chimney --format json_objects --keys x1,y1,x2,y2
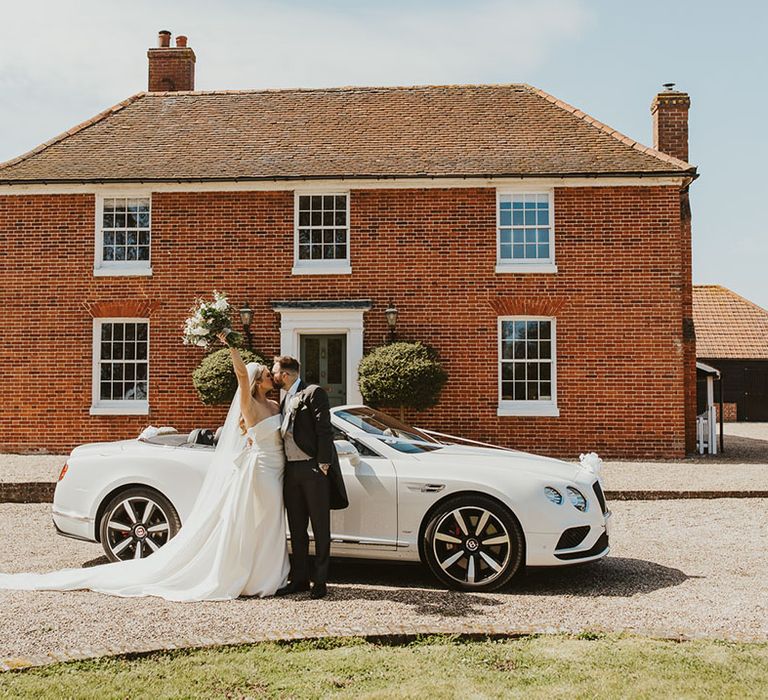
[
  {"x1": 651, "y1": 83, "x2": 690, "y2": 162},
  {"x1": 147, "y1": 30, "x2": 196, "y2": 92}
]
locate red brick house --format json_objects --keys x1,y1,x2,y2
[{"x1": 0, "y1": 32, "x2": 698, "y2": 458}]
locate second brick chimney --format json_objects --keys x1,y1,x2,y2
[
  {"x1": 147, "y1": 30, "x2": 196, "y2": 92},
  {"x1": 651, "y1": 84, "x2": 690, "y2": 163}
]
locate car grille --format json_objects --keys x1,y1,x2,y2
[
  {"x1": 592, "y1": 480, "x2": 607, "y2": 514},
  {"x1": 555, "y1": 526, "x2": 591, "y2": 551},
  {"x1": 554, "y1": 531, "x2": 609, "y2": 560}
]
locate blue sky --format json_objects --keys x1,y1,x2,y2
[{"x1": 1, "y1": 0, "x2": 766, "y2": 308}]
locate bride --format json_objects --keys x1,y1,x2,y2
[{"x1": 0, "y1": 338, "x2": 290, "y2": 601}]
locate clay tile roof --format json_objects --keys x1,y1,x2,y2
[
  {"x1": 0, "y1": 84, "x2": 697, "y2": 184},
  {"x1": 694, "y1": 286, "x2": 768, "y2": 360}
]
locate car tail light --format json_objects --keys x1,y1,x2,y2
[{"x1": 58, "y1": 463, "x2": 69, "y2": 481}]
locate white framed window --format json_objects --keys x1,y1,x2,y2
[
  {"x1": 496, "y1": 191, "x2": 557, "y2": 274},
  {"x1": 94, "y1": 194, "x2": 153, "y2": 276},
  {"x1": 90, "y1": 318, "x2": 150, "y2": 415},
  {"x1": 292, "y1": 192, "x2": 351, "y2": 275},
  {"x1": 497, "y1": 317, "x2": 559, "y2": 417}
]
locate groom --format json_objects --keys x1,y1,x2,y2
[{"x1": 272, "y1": 355, "x2": 348, "y2": 599}]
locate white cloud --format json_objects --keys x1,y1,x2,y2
[{"x1": 0, "y1": 0, "x2": 589, "y2": 160}]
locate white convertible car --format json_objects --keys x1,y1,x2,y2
[{"x1": 52, "y1": 406, "x2": 611, "y2": 591}]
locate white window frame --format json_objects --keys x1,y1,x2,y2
[
  {"x1": 497, "y1": 316, "x2": 559, "y2": 417},
  {"x1": 94, "y1": 193, "x2": 153, "y2": 277},
  {"x1": 495, "y1": 189, "x2": 557, "y2": 274},
  {"x1": 292, "y1": 190, "x2": 352, "y2": 275},
  {"x1": 90, "y1": 317, "x2": 150, "y2": 415}
]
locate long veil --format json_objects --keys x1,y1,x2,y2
[{"x1": 0, "y1": 363, "x2": 262, "y2": 601}]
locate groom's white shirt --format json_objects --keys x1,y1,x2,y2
[{"x1": 280, "y1": 379, "x2": 301, "y2": 435}]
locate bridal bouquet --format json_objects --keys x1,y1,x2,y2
[{"x1": 182, "y1": 291, "x2": 243, "y2": 348}]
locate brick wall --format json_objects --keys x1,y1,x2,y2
[
  {"x1": 0, "y1": 185, "x2": 689, "y2": 458},
  {"x1": 147, "y1": 47, "x2": 195, "y2": 92}
]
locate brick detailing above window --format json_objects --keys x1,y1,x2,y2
[
  {"x1": 84, "y1": 300, "x2": 162, "y2": 318},
  {"x1": 489, "y1": 297, "x2": 566, "y2": 317}
]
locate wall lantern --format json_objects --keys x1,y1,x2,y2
[
  {"x1": 239, "y1": 301, "x2": 253, "y2": 349},
  {"x1": 239, "y1": 301, "x2": 253, "y2": 328},
  {"x1": 384, "y1": 302, "x2": 398, "y2": 343}
]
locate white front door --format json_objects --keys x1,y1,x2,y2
[{"x1": 300, "y1": 334, "x2": 347, "y2": 408}]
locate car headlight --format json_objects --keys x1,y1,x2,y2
[
  {"x1": 544, "y1": 487, "x2": 563, "y2": 505},
  {"x1": 566, "y1": 487, "x2": 588, "y2": 512}
]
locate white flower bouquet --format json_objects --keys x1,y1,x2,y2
[{"x1": 182, "y1": 291, "x2": 243, "y2": 349}]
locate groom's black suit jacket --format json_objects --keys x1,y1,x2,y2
[{"x1": 283, "y1": 380, "x2": 349, "y2": 510}]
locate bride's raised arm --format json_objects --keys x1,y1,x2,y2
[{"x1": 216, "y1": 332, "x2": 253, "y2": 421}]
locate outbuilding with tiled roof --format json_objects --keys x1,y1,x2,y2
[{"x1": 694, "y1": 285, "x2": 768, "y2": 420}]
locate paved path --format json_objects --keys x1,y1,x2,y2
[{"x1": 0, "y1": 498, "x2": 766, "y2": 670}]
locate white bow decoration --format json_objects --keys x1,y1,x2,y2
[
  {"x1": 578, "y1": 452, "x2": 604, "y2": 481},
  {"x1": 138, "y1": 425, "x2": 177, "y2": 441}
]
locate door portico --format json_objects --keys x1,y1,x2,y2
[{"x1": 272, "y1": 300, "x2": 372, "y2": 406}]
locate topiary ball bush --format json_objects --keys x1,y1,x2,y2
[
  {"x1": 358, "y1": 341, "x2": 447, "y2": 416},
  {"x1": 192, "y1": 348, "x2": 267, "y2": 405}
]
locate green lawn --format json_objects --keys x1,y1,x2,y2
[{"x1": 1, "y1": 634, "x2": 766, "y2": 699}]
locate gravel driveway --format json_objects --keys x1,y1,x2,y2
[{"x1": 0, "y1": 499, "x2": 766, "y2": 662}]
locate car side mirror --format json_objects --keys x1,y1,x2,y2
[{"x1": 335, "y1": 439, "x2": 361, "y2": 467}]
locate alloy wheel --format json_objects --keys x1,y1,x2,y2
[
  {"x1": 105, "y1": 495, "x2": 172, "y2": 561},
  {"x1": 431, "y1": 506, "x2": 512, "y2": 588}
]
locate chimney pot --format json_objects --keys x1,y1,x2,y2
[{"x1": 147, "y1": 32, "x2": 196, "y2": 92}]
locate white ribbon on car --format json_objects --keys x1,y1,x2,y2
[{"x1": 578, "y1": 452, "x2": 604, "y2": 482}]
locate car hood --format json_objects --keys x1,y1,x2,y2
[{"x1": 413, "y1": 443, "x2": 583, "y2": 481}]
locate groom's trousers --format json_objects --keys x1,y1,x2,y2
[{"x1": 284, "y1": 458, "x2": 331, "y2": 585}]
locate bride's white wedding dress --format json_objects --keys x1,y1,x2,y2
[{"x1": 0, "y1": 364, "x2": 290, "y2": 601}]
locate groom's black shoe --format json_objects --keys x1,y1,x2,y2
[
  {"x1": 310, "y1": 582, "x2": 327, "y2": 600},
  {"x1": 275, "y1": 580, "x2": 310, "y2": 596}
]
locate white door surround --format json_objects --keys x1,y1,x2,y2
[{"x1": 273, "y1": 301, "x2": 372, "y2": 406}]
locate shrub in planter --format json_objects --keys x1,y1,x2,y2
[
  {"x1": 192, "y1": 348, "x2": 267, "y2": 405},
  {"x1": 358, "y1": 342, "x2": 447, "y2": 420}
]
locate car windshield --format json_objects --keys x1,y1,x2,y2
[{"x1": 334, "y1": 407, "x2": 444, "y2": 453}]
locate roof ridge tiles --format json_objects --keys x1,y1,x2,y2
[
  {"x1": 520, "y1": 84, "x2": 694, "y2": 173},
  {"x1": 0, "y1": 92, "x2": 146, "y2": 173},
  {"x1": 141, "y1": 82, "x2": 533, "y2": 97}
]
